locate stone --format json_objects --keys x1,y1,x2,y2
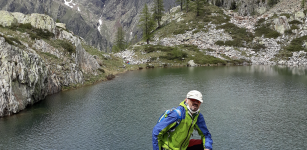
[
  {"x1": 187, "y1": 60, "x2": 196, "y2": 67},
  {"x1": 0, "y1": 11, "x2": 18, "y2": 27},
  {"x1": 274, "y1": 16, "x2": 290, "y2": 34},
  {"x1": 295, "y1": 11, "x2": 305, "y2": 20},
  {"x1": 56, "y1": 23, "x2": 66, "y2": 29}
]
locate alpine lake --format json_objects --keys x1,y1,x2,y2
[{"x1": 0, "y1": 65, "x2": 306, "y2": 150}]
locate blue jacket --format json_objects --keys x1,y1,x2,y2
[{"x1": 152, "y1": 101, "x2": 213, "y2": 150}]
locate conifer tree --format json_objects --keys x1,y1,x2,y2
[
  {"x1": 113, "y1": 26, "x2": 126, "y2": 52},
  {"x1": 177, "y1": 0, "x2": 184, "y2": 11},
  {"x1": 139, "y1": 4, "x2": 156, "y2": 44},
  {"x1": 152, "y1": 0, "x2": 165, "y2": 28},
  {"x1": 195, "y1": 0, "x2": 205, "y2": 16},
  {"x1": 185, "y1": 0, "x2": 190, "y2": 12},
  {"x1": 302, "y1": 0, "x2": 306, "y2": 9}
]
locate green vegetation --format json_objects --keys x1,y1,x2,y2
[
  {"x1": 0, "y1": 34, "x2": 22, "y2": 46},
  {"x1": 194, "y1": 52, "x2": 226, "y2": 64},
  {"x1": 230, "y1": 1, "x2": 237, "y2": 10},
  {"x1": 152, "y1": 0, "x2": 165, "y2": 28},
  {"x1": 8, "y1": 23, "x2": 54, "y2": 40},
  {"x1": 268, "y1": 0, "x2": 279, "y2": 7},
  {"x1": 284, "y1": 35, "x2": 307, "y2": 52},
  {"x1": 289, "y1": 20, "x2": 302, "y2": 25},
  {"x1": 255, "y1": 26, "x2": 281, "y2": 39},
  {"x1": 215, "y1": 23, "x2": 254, "y2": 47},
  {"x1": 139, "y1": 4, "x2": 156, "y2": 44},
  {"x1": 113, "y1": 26, "x2": 127, "y2": 52},
  {"x1": 48, "y1": 39, "x2": 76, "y2": 54},
  {"x1": 280, "y1": 13, "x2": 290, "y2": 18},
  {"x1": 160, "y1": 47, "x2": 188, "y2": 60}
]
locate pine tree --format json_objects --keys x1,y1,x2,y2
[
  {"x1": 176, "y1": 0, "x2": 184, "y2": 11},
  {"x1": 139, "y1": 4, "x2": 156, "y2": 44},
  {"x1": 302, "y1": 0, "x2": 306, "y2": 9},
  {"x1": 195, "y1": 0, "x2": 205, "y2": 16},
  {"x1": 113, "y1": 26, "x2": 126, "y2": 52},
  {"x1": 185, "y1": 0, "x2": 190, "y2": 12},
  {"x1": 152, "y1": 0, "x2": 165, "y2": 28}
]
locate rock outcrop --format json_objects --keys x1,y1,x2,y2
[{"x1": 0, "y1": 11, "x2": 100, "y2": 117}]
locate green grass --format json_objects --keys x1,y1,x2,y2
[{"x1": 194, "y1": 52, "x2": 226, "y2": 65}]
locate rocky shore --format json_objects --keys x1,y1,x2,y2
[{"x1": 0, "y1": 11, "x2": 100, "y2": 117}]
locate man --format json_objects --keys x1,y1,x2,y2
[{"x1": 152, "y1": 90, "x2": 213, "y2": 150}]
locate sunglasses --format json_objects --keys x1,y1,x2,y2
[{"x1": 189, "y1": 99, "x2": 201, "y2": 103}]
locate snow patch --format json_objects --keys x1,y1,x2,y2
[
  {"x1": 78, "y1": 7, "x2": 81, "y2": 12},
  {"x1": 98, "y1": 19, "x2": 103, "y2": 32},
  {"x1": 63, "y1": 0, "x2": 78, "y2": 9}
]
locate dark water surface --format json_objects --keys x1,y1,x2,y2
[{"x1": 0, "y1": 66, "x2": 307, "y2": 150}]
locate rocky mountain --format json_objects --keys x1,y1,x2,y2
[
  {"x1": 0, "y1": 10, "x2": 102, "y2": 117},
  {"x1": 0, "y1": 0, "x2": 176, "y2": 52}
]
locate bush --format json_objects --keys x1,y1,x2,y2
[
  {"x1": 252, "y1": 43, "x2": 266, "y2": 52},
  {"x1": 216, "y1": 23, "x2": 254, "y2": 47},
  {"x1": 280, "y1": 13, "x2": 290, "y2": 18},
  {"x1": 144, "y1": 45, "x2": 174, "y2": 53},
  {"x1": 255, "y1": 26, "x2": 281, "y2": 38},
  {"x1": 59, "y1": 40, "x2": 75, "y2": 53},
  {"x1": 179, "y1": 44, "x2": 199, "y2": 51},
  {"x1": 230, "y1": 1, "x2": 237, "y2": 10},
  {"x1": 289, "y1": 20, "x2": 302, "y2": 25},
  {"x1": 160, "y1": 47, "x2": 188, "y2": 60},
  {"x1": 284, "y1": 35, "x2": 307, "y2": 52},
  {"x1": 0, "y1": 34, "x2": 22, "y2": 45}
]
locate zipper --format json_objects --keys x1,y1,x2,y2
[{"x1": 180, "y1": 117, "x2": 194, "y2": 150}]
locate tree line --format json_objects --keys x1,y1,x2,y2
[{"x1": 113, "y1": 0, "x2": 206, "y2": 51}]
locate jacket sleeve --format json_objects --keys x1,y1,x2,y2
[
  {"x1": 152, "y1": 110, "x2": 178, "y2": 150},
  {"x1": 195, "y1": 113, "x2": 213, "y2": 150}
]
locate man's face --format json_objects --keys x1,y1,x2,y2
[{"x1": 186, "y1": 98, "x2": 201, "y2": 112}]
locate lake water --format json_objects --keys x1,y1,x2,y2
[{"x1": 0, "y1": 65, "x2": 306, "y2": 150}]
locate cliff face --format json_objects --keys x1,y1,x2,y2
[
  {"x1": 0, "y1": 11, "x2": 100, "y2": 117},
  {"x1": 0, "y1": 0, "x2": 176, "y2": 52},
  {"x1": 0, "y1": 0, "x2": 109, "y2": 51}
]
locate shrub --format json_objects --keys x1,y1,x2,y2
[
  {"x1": 144, "y1": 45, "x2": 174, "y2": 53},
  {"x1": 280, "y1": 13, "x2": 290, "y2": 18},
  {"x1": 289, "y1": 20, "x2": 302, "y2": 25},
  {"x1": 284, "y1": 35, "x2": 307, "y2": 52},
  {"x1": 0, "y1": 34, "x2": 22, "y2": 45},
  {"x1": 290, "y1": 25, "x2": 299, "y2": 30},
  {"x1": 255, "y1": 26, "x2": 281, "y2": 38},
  {"x1": 215, "y1": 23, "x2": 254, "y2": 47},
  {"x1": 19, "y1": 23, "x2": 33, "y2": 30},
  {"x1": 59, "y1": 40, "x2": 75, "y2": 53},
  {"x1": 230, "y1": 1, "x2": 237, "y2": 10},
  {"x1": 284, "y1": 29, "x2": 293, "y2": 35},
  {"x1": 160, "y1": 47, "x2": 188, "y2": 60},
  {"x1": 252, "y1": 43, "x2": 266, "y2": 52}
]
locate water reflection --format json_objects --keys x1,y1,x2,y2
[{"x1": 0, "y1": 66, "x2": 306, "y2": 149}]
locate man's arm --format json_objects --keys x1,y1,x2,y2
[
  {"x1": 195, "y1": 113, "x2": 213, "y2": 150},
  {"x1": 152, "y1": 110, "x2": 179, "y2": 150}
]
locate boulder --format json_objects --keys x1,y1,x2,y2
[
  {"x1": 56, "y1": 23, "x2": 66, "y2": 29},
  {"x1": 295, "y1": 11, "x2": 305, "y2": 21},
  {"x1": 273, "y1": 16, "x2": 290, "y2": 34},
  {"x1": 187, "y1": 60, "x2": 196, "y2": 67},
  {"x1": 0, "y1": 11, "x2": 18, "y2": 27}
]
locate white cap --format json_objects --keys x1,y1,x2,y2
[{"x1": 187, "y1": 90, "x2": 203, "y2": 103}]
